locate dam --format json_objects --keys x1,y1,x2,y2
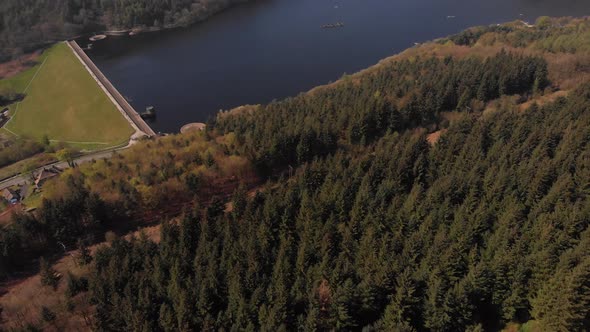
[{"x1": 67, "y1": 40, "x2": 156, "y2": 138}]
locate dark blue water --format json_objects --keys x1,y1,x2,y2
[{"x1": 88, "y1": 0, "x2": 590, "y2": 133}]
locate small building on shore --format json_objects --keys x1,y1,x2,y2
[
  {"x1": 35, "y1": 167, "x2": 62, "y2": 189},
  {"x1": 1, "y1": 188, "x2": 21, "y2": 205},
  {"x1": 0, "y1": 108, "x2": 9, "y2": 124}
]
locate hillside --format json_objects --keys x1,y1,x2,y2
[{"x1": 2, "y1": 16, "x2": 590, "y2": 331}]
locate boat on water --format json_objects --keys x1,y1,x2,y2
[
  {"x1": 81, "y1": 43, "x2": 94, "y2": 51},
  {"x1": 140, "y1": 106, "x2": 157, "y2": 119},
  {"x1": 321, "y1": 22, "x2": 344, "y2": 29}
]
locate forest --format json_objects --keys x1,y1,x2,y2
[
  {"x1": 93, "y1": 87, "x2": 590, "y2": 330},
  {"x1": 86, "y1": 52, "x2": 590, "y2": 331},
  {"x1": 1, "y1": 16, "x2": 590, "y2": 331},
  {"x1": 0, "y1": 130, "x2": 255, "y2": 280},
  {"x1": 0, "y1": 139, "x2": 45, "y2": 169},
  {"x1": 0, "y1": 0, "x2": 248, "y2": 61},
  {"x1": 213, "y1": 50, "x2": 548, "y2": 171}
]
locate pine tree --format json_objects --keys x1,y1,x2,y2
[
  {"x1": 40, "y1": 306, "x2": 56, "y2": 323},
  {"x1": 382, "y1": 270, "x2": 420, "y2": 330},
  {"x1": 39, "y1": 257, "x2": 60, "y2": 289},
  {"x1": 159, "y1": 303, "x2": 177, "y2": 332},
  {"x1": 77, "y1": 239, "x2": 92, "y2": 266},
  {"x1": 231, "y1": 184, "x2": 248, "y2": 218},
  {"x1": 532, "y1": 258, "x2": 590, "y2": 331}
]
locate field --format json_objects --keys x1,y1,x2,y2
[{"x1": 1, "y1": 43, "x2": 133, "y2": 149}]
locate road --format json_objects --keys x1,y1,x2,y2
[
  {"x1": 67, "y1": 40, "x2": 156, "y2": 137},
  {"x1": 0, "y1": 42, "x2": 156, "y2": 192},
  {"x1": 0, "y1": 149, "x2": 120, "y2": 191}
]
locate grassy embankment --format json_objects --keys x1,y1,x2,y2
[{"x1": 0, "y1": 43, "x2": 134, "y2": 150}]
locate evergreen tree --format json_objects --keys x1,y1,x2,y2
[{"x1": 39, "y1": 258, "x2": 60, "y2": 289}]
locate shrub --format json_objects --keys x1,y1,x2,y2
[
  {"x1": 65, "y1": 272, "x2": 89, "y2": 298},
  {"x1": 40, "y1": 306, "x2": 55, "y2": 323},
  {"x1": 39, "y1": 258, "x2": 60, "y2": 289}
]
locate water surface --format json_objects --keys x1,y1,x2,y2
[{"x1": 87, "y1": 0, "x2": 590, "y2": 132}]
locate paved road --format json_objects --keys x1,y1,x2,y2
[
  {"x1": 0, "y1": 149, "x2": 119, "y2": 191},
  {"x1": 67, "y1": 41, "x2": 156, "y2": 137},
  {"x1": 0, "y1": 42, "x2": 155, "y2": 192}
]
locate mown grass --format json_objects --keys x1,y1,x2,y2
[{"x1": 2, "y1": 43, "x2": 133, "y2": 148}]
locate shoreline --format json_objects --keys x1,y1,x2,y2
[
  {"x1": 84, "y1": 1, "x2": 252, "y2": 40},
  {"x1": 0, "y1": 0, "x2": 252, "y2": 70}
]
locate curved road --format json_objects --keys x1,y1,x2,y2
[{"x1": 0, "y1": 147, "x2": 126, "y2": 190}]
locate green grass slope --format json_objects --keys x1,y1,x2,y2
[{"x1": 3, "y1": 43, "x2": 133, "y2": 148}]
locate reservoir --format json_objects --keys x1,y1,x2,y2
[{"x1": 87, "y1": 0, "x2": 590, "y2": 133}]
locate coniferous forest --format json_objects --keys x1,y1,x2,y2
[
  {"x1": 1, "y1": 17, "x2": 590, "y2": 331},
  {"x1": 89, "y1": 60, "x2": 590, "y2": 332},
  {"x1": 89, "y1": 23, "x2": 589, "y2": 331}
]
